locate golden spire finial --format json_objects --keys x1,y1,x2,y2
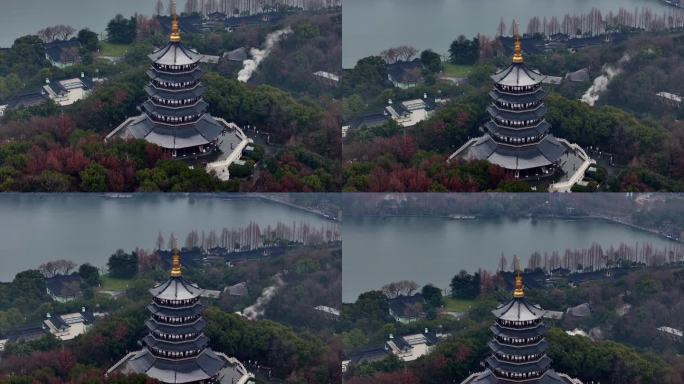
[
  {"x1": 512, "y1": 34, "x2": 523, "y2": 64},
  {"x1": 171, "y1": 247, "x2": 182, "y2": 277},
  {"x1": 170, "y1": 0, "x2": 181, "y2": 43},
  {"x1": 513, "y1": 270, "x2": 524, "y2": 298}
]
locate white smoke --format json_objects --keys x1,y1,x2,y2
[
  {"x1": 240, "y1": 273, "x2": 285, "y2": 320},
  {"x1": 580, "y1": 53, "x2": 631, "y2": 106},
  {"x1": 237, "y1": 27, "x2": 293, "y2": 83}
]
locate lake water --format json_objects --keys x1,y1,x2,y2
[
  {"x1": 342, "y1": 216, "x2": 676, "y2": 302},
  {"x1": 0, "y1": 194, "x2": 329, "y2": 281},
  {"x1": 0, "y1": 0, "x2": 195, "y2": 47},
  {"x1": 342, "y1": 0, "x2": 670, "y2": 67}
]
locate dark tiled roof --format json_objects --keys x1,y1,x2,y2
[
  {"x1": 224, "y1": 47, "x2": 248, "y2": 62},
  {"x1": 43, "y1": 39, "x2": 81, "y2": 63},
  {"x1": 45, "y1": 273, "x2": 82, "y2": 297},
  {"x1": 387, "y1": 59, "x2": 423, "y2": 84},
  {"x1": 3, "y1": 324, "x2": 48, "y2": 343},
  {"x1": 348, "y1": 347, "x2": 390, "y2": 365},
  {"x1": 7, "y1": 90, "x2": 49, "y2": 108},
  {"x1": 347, "y1": 112, "x2": 389, "y2": 131},
  {"x1": 388, "y1": 294, "x2": 424, "y2": 318}
]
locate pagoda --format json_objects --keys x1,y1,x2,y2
[
  {"x1": 449, "y1": 36, "x2": 592, "y2": 190},
  {"x1": 107, "y1": 249, "x2": 254, "y2": 384},
  {"x1": 461, "y1": 272, "x2": 582, "y2": 384},
  {"x1": 106, "y1": 1, "x2": 249, "y2": 164}
]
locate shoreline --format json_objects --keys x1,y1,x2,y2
[{"x1": 345, "y1": 213, "x2": 681, "y2": 243}]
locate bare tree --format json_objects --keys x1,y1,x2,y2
[
  {"x1": 380, "y1": 47, "x2": 400, "y2": 64},
  {"x1": 168, "y1": 233, "x2": 177, "y2": 250},
  {"x1": 155, "y1": 0, "x2": 165, "y2": 15},
  {"x1": 497, "y1": 17, "x2": 507, "y2": 36},
  {"x1": 396, "y1": 45, "x2": 418, "y2": 61},
  {"x1": 39, "y1": 261, "x2": 59, "y2": 278},
  {"x1": 498, "y1": 252, "x2": 508, "y2": 272},
  {"x1": 156, "y1": 232, "x2": 165, "y2": 250}
]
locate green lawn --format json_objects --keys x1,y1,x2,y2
[
  {"x1": 99, "y1": 42, "x2": 129, "y2": 57},
  {"x1": 443, "y1": 297, "x2": 474, "y2": 313},
  {"x1": 443, "y1": 63, "x2": 473, "y2": 78},
  {"x1": 100, "y1": 276, "x2": 131, "y2": 291}
]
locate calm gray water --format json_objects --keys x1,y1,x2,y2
[
  {"x1": 0, "y1": 0, "x2": 194, "y2": 47},
  {"x1": 342, "y1": 216, "x2": 676, "y2": 302},
  {"x1": 0, "y1": 194, "x2": 328, "y2": 281},
  {"x1": 343, "y1": 0, "x2": 669, "y2": 67}
]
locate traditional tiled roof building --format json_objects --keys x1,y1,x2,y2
[
  {"x1": 449, "y1": 36, "x2": 593, "y2": 191},
  {"x1": 107, "y1": 3, "x2": 248, "y2": 167},
  {"x1": 461, "y1": 273, "x2": 582, "y2": 384},
  {"x1": 107, "y1": 249, "x2": 253, "y2": 384}
]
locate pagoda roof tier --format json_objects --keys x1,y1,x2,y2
[
  {"x1": 149, "y1": 42, "x2": 202, "y2": 66},
  {"x1": 488, "y1": 339, "x2": 549, "y2": 356},
  {"x1": 145, "y1": 84, "x2": 205, "y2": 100},
  {"x1": 142, "y1": 100, "x2": 208, "y2": 117},
  {"x1": 491, "y1": 63, "x2": 546, "y2": 87},
  {"x1": 486, "y1": 355, "x2": 552, "y2": 374},
  {"x1": 488, "y1": 105, "x2": 548, "y2": 122},
  {"x1": 484, "y1": 121, "x2": 550, "y2": 139},
  {"x1": 490, "y1": 323, "x2": 548, "y2": 339},
  {"x1": 461, "y1": 368, "x2": 575, "y2": 383},
  {"x1": 492, "y1": 298, "x2": 546, "y2": 322},
  {"x1": 114, "y1": 348, "x2": 226, "y2": 384},
  {"x1": 147, "y1": 302, "x2": 205, "y2": 318},
  {"x1": 146, "y1": 68, "x2": 203, "y2": 84},
  {"x1": 146, "y1": 318, "x2": 207, "y2": 335},
  {"x1": 143, "y1": 334, "x2": 209, "y2": 353},
  {"x1": 128, "y1": 114, "x2": 223, "y2": 150},
  {"x1": 462, "y1": 135, "x2": 567, "y2": 171},
  {"x1": 150, "y1": 276, "x2": 204, "y2": 301},
  {"x1": 489, "y1": 89, "x2": 546, "y2": 104}
]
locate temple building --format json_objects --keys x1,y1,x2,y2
[
  {"x1": 106, "y1": 3, "x2": 250, "y2": 179},
  {"x1": 461, "y1": 273, "x2": 582, "y2": 384},
  {"x1": 107, "y1": 249, "x2": 254, "y2": 384},
  {"x1": 448, "y1": 36, "x2": 593, "y2": 192}
]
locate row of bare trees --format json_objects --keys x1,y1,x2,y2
[
  {"x1": 496, "y1": 7, "x2": 684, "y2": 38},
  {"x1": 497, "y1": 241, "x2": 684, "y2": 273},
  {"x1": 37, "y1": 25, "x2": 76, "y2": 43},
  {"x1": 155, "y1": 220, "x2": 341, "y2": 252},
  {"x1": 154, "y1": 0, "x2": 338, "y2": 16}
]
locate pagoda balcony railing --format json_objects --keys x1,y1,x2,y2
[
  {"x1": 492, "y1": 338, "x2": 545, "y2": 349},
  {"x1": 491, "y1": 118, "x2": 542, "y2": 129},
  {"x1": 149, "y1": 113, "x2": 202, "y2": 125},
  {"x1": 491, "y1": 134, "x2": 544, "y2": 146},
  {"x1": 150, "y1": 347, "x2": 202, "y2": 360},
  {"x1": 152, "y1": 64, "x2": 199, "y2": 75},
  {"x1": 496, "y1": 320, "x2": 543, "y2": 331},
  {"x1": 149, "y1": 82, "x2": 202, "y2": 93},
  {"x1": 150, "y1": 98, "x2": 202, "y2": 109},
  {"x1": 493, "y1": 86, "x2": 542, "y2": 97},
  {"x1": 153, "y1": 330, "x2": 201, "y2": 342},
  {"x1": 153, "y1": 297, "x2": 200, "y2": 308},
  {"x1": 152, "y1": 314, "x2": 201, "y2": 324},
  {"x1": 492, "y1": 102, "x2": 544, "y2": 113},
  {"x1": 491, "y1": 368, "x2": 545, "y2": 381},
  {"x1": 151, "y1": 80, "x2": 200, "y2": 91},
  {"x1": 493, "y1": 352, "x2": 545, "y2": 365},
  {"x1": 494, "y1": 335, "x2": 544, "y2": 346},
  {"x1": 151, "y1": 332, "x2": 203, "y2": 343},
  {"x1": 149, "y1": 317, "x2": 203, "y2": 328}
]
